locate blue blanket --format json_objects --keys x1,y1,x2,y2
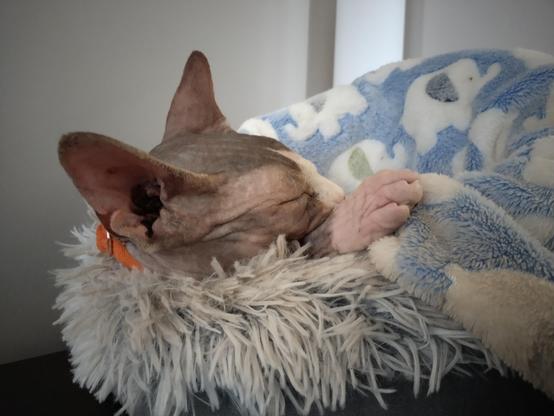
[{"x1": 240, "y1": 49, "x2": 554, "y2": 397}]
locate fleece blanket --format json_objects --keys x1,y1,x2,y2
[{"x1": 240, "y1": 49, "x2": 554, "y2": 396}]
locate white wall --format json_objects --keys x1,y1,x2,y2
[
  {"x1": 0, "y1": 0, "x2": 336, "y2": 365},
  {"x1": 334, "y1": 0, "x2": 405, "y2": 85},
  {"x1": 405, "y1": 0, "x2": 554, "y2": 58}
]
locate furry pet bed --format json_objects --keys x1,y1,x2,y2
[{"x1": 55, "y1": 221, "x2": 501, "y2": 416}]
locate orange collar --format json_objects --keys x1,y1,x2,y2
[{"x1": 96, "y1": 224, "x2": 143, "y2": 271}]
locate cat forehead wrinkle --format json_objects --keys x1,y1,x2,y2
[
  {"x1": 149, "y1": 133, "x2": 301, "y2": 175},
  {"x1": 154, "y1": 131, "x2": 290, "y2": 152}
]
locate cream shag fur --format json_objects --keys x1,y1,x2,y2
[{"x1": 54, "y1": 223, "x2": 503, "y2": 416}]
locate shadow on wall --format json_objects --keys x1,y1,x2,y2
[{"x1": 306, "y1": 0, "x2": 336, "y2": 97}]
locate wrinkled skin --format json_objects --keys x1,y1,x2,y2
[
  {"x1": 305, "y1": 169, "x2": 422, "y2": 257},
  {"x1": 59, "y1": 51, "x2": 422, "y2": 277}
]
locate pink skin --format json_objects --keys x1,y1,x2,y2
[{"x1": 305, "y1": 169, "x2": 422, "y2": 257}]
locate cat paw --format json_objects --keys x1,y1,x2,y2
[{"x1": 330, "y1": 169, "x2": 422, "y2": 253}]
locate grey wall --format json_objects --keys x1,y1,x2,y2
[
  {"x1": 0, "y1": 0, "x2": 336, "y2": 365},
  {"x1": 307, "y1": 0, "x2": 337, "y2": 96},
  {"x1": 405, "y1": 0, "x2": 554, "y2": 58}
]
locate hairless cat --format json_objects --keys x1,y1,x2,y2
[{"x1": 59, "y1": 51, "x2": 422, "y2": 277}]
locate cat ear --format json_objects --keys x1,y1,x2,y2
[
  {"x1": 163, "y1": 51, "x2": 231, "y2": 141},
  {"x1": 59, "y1": 132, "x2": 216, "y2": 243}
]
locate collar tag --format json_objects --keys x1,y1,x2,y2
[{"x1": 96, "y1": 224, "x2": 143, "y2": 271}]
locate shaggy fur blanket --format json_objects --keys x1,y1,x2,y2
[{"x1": 55, "y1": 223, "x2": 501, "y2": 416}]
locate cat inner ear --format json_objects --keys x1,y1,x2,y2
[
  {"x1": 163, "y1": 51, "x2": 231, "y2": 141},
  {"x1": 59, "y1": 132, "x2": 215, "y2": 244}
]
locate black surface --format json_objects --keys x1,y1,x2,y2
[{"x1": 0, "y1": 351, "x2": 553, "y2": 415}]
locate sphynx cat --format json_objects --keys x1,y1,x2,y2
[{"x1": 59, "y1": 51, "x2": 422, "y2": 277}]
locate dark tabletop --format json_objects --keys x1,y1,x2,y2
[{"x1": 0, "y1": 351, "x2": 552, "y2": 416}]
